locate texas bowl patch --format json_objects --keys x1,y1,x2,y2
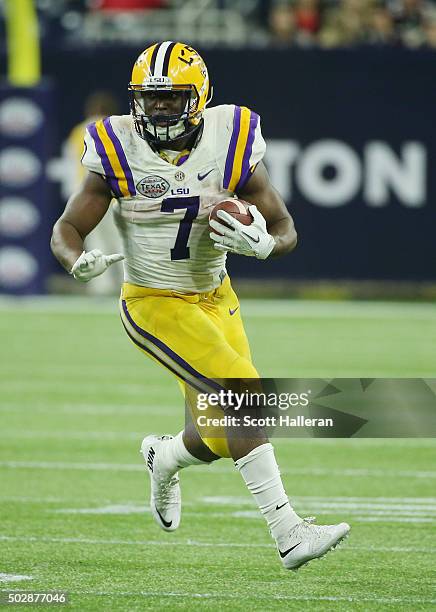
[{"x1": 136, "y1": 175, "x2": 170, "y2": 198}]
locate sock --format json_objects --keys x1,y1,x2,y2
[
  {"x1": 157, "y1": 431, "x2": 209, "y2": 477},
  {"x1": 235, "y1": 443, "x2": 301, "y2": 542}
]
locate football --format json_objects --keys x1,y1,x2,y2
[{"x1": 209, "y1": 198, "x2": 253, "y2": 235}]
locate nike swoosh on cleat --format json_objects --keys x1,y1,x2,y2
[
  {"x1": 241, "y1": 231, "x2": 260, "y2": 244},
  {"x1": 197, "y1": 169, "x2": 214, "y2": 181},
  {"x1": 276, "y1": 502, "x2": 289, "y2": 511},
  {"x1": 279, "y1": 542, "x2": 302, "y2": 558},
  {"x1": 229, "y1": 307, "x2": 239, "y2": 316},
  {"x1": 155, "y1": 507, "x2": 172, "y2": 528}
]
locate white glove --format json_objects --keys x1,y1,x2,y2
[
  {"x1": 209, "y1": 205, "x2": 276, "y2": 260},
  {"x1": 70, "y1": 249, "x2": 124, "y2": 283}
]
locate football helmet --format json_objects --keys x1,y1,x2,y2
[{"x1": 128, "y1": 41, "x2": 212, "y2": 147}]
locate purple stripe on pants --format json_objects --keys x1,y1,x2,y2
[{"x1": 121, "y1": 300, "x2": 223, "y2": 394}]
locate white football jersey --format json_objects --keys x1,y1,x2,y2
[{"x1": 81, "y1": 104, "x2": 266, "y2": 292}]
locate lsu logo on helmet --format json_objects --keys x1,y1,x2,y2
[{"x1": 128, "y1": 41, "x2": 213, "y2": 146}]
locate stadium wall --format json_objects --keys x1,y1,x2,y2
[{"x1": 1, "y1": 48, "x2": 435, "y2": 292}]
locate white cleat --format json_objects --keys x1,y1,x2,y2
[
  {"x1": 278, "y1": 517, "x2": 350, "y2": 570},
  {"x1": 140, "y1": 434, "x2": 181, "y2": 532}
]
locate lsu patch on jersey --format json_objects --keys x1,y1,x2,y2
[{"x1": 81, "y1": 105, "x2": 265, "y2": 292}]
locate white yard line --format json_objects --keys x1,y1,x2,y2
[
  {"x1": 51, "y1": 504, "x2": 201, "y2": 515},
  {"x1": 0, "y1": 535, "x2": 266, "y2": 548},
  {"x1": 1, "y1": 497, "x2": 433, "y2": 520},
  {"x1": 1, "y1": 460, "x2": 435, "y2": 479},
  {"x1": 50, "y1": 506, "x2": 436, "y2": 519},
  {"x1": 0, "y1": 574, "x2": 33, "y2": 583},
  {"x1": 202, "y1": 495, "x2": 436, "y2": 507},
  {"x1": 232, "y1": 507, "x2": 436, "y2": 515},
  {"x1": 1, "y1": 429, "x2": 435, "y2": 448},
  {"x1": 1, "y1": 535, "x2": 435, "y2": 555},
  {"x1": 3, "y1": 494, "x2": 436, "y2": 522},
  {"x1": 231, "y1": 510, "x2": 436, "y2": 523},
  {"x1": 3, "y1": 494, "x2": 436, "y2": 505},
  {"x1": 1, "y1": 423, "x2": 434, "y2": 451}
]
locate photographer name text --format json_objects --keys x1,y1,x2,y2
[{"x1": 197, "y1": 415, "x2": 333, "y2": 428}]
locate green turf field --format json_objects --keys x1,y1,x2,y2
[{"x1": 0, "y1": 297, "x2": 435, "y2": 610}]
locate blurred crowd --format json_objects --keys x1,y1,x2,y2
[
  {"x1": 266, "y1": 0, "x2": 436, "y2": 48},
  {"x1": 7, "y1": 0, "x2": 436, "y2": 48}
]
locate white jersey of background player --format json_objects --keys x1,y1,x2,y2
[{"x1": 51, "y1": 41, "x2": 349, "y2": 571}]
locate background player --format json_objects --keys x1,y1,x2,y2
[
  {"x1": 64, "y1": 91, "x2": 123, "y2": 295},
  {"x1": 50, "y1": 41, "x2": 349, "y2": 570}
]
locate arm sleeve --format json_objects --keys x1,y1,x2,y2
[
  {"x1": 217, "y1": 105, "x2": 266, "y2": 194},
  {"x1": 81, "y1": 123, "x2": 105, "y2": 175},
  {"x1": 81, "y1": 120, "x2": 127, "y2": 198}
]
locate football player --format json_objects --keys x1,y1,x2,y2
[{"x1": 51, "y1": 41, "x2": 349, "y2": 570}]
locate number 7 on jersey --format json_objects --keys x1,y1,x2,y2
[{"x1": 161, "y1": 196, "x2": 200, "y2": 261}]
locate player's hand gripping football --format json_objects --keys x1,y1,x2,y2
[
  {"x1": 210, "y1": 205, "x2": 276, "y2": 260},
  {"x1": 70, "y1": 249, "x2": 124, "y2": 282}
]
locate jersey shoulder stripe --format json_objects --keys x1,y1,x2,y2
[
  {"x1": 87, "y1": 117, "x2": 136, "y2": 197},
  {"x1": 103, "y1": 117, "x2": 136, "y2": 195},
  {"x1": 223, "y1": 106, "x2": 260, "y2": 193},
  {"x1": 87, "y1": 120, "x2": 122, "y2": 197}
]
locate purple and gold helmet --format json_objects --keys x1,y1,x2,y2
[{"x1": 128, "y1": 41, "x2": 212, "y2": 147}]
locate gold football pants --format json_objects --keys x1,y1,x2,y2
[{"x1": 119, "y1": 275, "x2": 259, "y2": 457}]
